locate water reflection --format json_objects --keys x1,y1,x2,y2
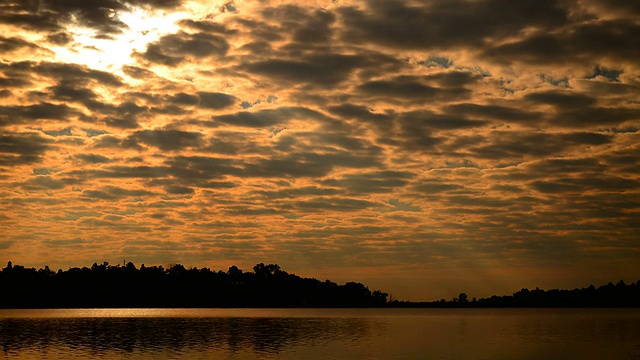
[
  {"x1": 2, "y1": 309, "x2": 640, "y2": 359},
  {"x1": 1, "y1": 315, "x2": 370, "y2": 358}
]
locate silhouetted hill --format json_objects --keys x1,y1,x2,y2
[{"x1": 0, "y1": 261, "x2": 388, "y2": 308}]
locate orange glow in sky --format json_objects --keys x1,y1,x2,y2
[{"x1": 0, "y1": 0, "x2": 639, "y2": 301}]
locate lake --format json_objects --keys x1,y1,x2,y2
[{"x1": 1, "y1": 308, "x2": 639, "y2": 359}]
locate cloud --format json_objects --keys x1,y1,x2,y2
[
  {"x1": 136, "y1": 31, "x2": 230, "y2": 66},
  {"x1": 1, "y1": 0, "x2": 639, "y2": 301},
  {"x1": 82, "y1": 186, "x2": 156, "y2": 200},
  {"x1": 322, "y1": 171, "x2": 414, "y2": 194},
  {"x1": 0, "y1": 36, "x2": 45, "y2": 52},
  {"x1": 1, "y1": 61, "x2": 123, "y2": 87},
  {"x1": 0, "y1": 103, "x2": 82, "y2": 126},
  {"x1": 0, "y1": 240, "x2": 13, "y2": 249},
  {"x1": 339, "y1": 0, "x2": 568, "y2": 49},
  {"x1": 197, "y1": 92, "x2": 237, "y2": 110},
  {"x1": 243, "y1": 55, "x2": 365, "y2": 87},
  {"x1": 0, "y1": 132, "x2": 53, "y2": 166},
  {"x1": 0, "y1": 0, "x2": 183, "y2": 36},
  {"x1": 74, "y1": 153, "x2": 113, "y2": 164},
  {"x1": 129, "y1": 129, "x2": 205, "y2": 151},
  {"x1": 210, "y1": 107, "x2": 330, "y2": 128}
]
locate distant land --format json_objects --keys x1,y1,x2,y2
[{"x1": 1, "y1": 262, "x2": 639, "y2": 308}]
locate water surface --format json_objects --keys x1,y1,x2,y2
[{"x1": 2, "y1": 308, "x2": 639, "y2": 359}]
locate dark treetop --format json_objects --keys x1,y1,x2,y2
[
  {"x1": 0, "y1": 261, "x2": 389, "y2": 308},
  {"x1": 393, "y1": 280, "x2": 640, "y2": 308},
  {"x1": 1, "y1": 261, "x2": 639, "y2": 308}
]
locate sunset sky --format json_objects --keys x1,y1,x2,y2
[{"x1": 1, "y1": 0, "x2": 639, "y2": 301}]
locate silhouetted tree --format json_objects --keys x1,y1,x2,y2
[{"x1": 0, "y1": 261, "x2": 392, "y2": 308}]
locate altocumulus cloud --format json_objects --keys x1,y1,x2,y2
[{"x1": 0, "y1": 0, "x2": 638, "y2": 301}]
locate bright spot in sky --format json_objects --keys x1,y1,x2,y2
[{"x1": 52, "y1": 8, "x2": 188, "y2": 73}]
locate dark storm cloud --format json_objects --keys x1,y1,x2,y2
[
  {"x1": 129, "y1": 129, "x2": 204, "y2": 151},
  {"x1": 137, "y1": 32, "x2": 229, "y2": 66},
  {"x1": 0, "y1": 132, "x2": 53, "y2": 166},
  {"x1": 339, "y1": 0, "x2": 568, "y2": 49}
]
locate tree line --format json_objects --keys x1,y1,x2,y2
[
  {"x1": 392, "y1": 280, "x2": 640, "y2": 308},
  {"x1": 2, "y1": 261, "x2": 638, "y2": 308},
  {"x1": 0, "y1": 261, "x2": 389, "y2": 308}
]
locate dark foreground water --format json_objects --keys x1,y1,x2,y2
[{"x1": 1, "y1": 308, "x2": 639, "y2": 359}]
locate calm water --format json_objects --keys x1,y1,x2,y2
[{"x1": 1, "y1": 308, "x2": 639, "y2": 359}]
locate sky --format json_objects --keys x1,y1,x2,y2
[{"x1": 0, "y1": 0, "x2": 639, "y2": 301}]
